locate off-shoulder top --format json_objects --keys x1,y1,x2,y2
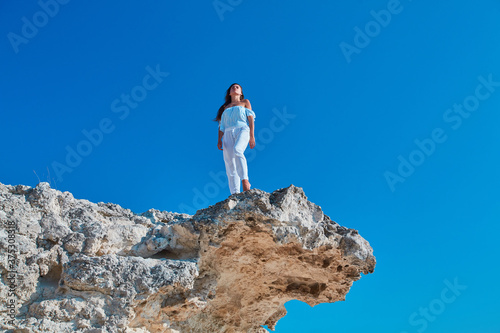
[{"x1": 218, "y1": 105, "x2": 256, "y2": 132}]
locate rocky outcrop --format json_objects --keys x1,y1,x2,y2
[{"x1": 0, "y1": 182, "x2": 375, "y2": 332}]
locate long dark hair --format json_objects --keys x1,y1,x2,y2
[{"x1": 213, "y1": 83, "x2": 244, "y2": 122}]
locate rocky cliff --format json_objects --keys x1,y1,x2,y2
[{"x1": 0, "y1": 182, "x2": 375, "y2": 333}]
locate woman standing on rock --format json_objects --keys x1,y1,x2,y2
[{"x1": 214, "y1": 83, "x2": 256, "y2": 194}]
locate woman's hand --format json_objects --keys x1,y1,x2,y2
[
  {"x1": 249, "y1": 136, "x2": 255, "y2": 149},
  {"x1": 217, "y1": 140, "x2": 223, "y2": 150}
]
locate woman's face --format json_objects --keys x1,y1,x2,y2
[{"x1": 230, "y1": 85, "x2": 242, "y2": 95}]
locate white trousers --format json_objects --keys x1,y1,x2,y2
[{"x1": 223, "y1": 126, "x2": 250, "y2": 194}]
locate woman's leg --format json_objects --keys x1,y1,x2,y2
[
  {"x1": 223, "y1": 130, "x2": 240, "y2": 194},
  {"x1": 242, "y1": 179, "x2": 251, "y2": 191},
  {"x1": 233, "y1": 128, "x2": 250, "y2": 190}
]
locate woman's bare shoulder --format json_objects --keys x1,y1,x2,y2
[
  {"x1": 224, "y1": 99, "x2": 252, "y2": 110},
  {"x1": 243, "y1": 99, "x2": 252, "y2": 109}
]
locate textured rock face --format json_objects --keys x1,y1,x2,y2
[{"x1": 0, "y1": 182, "x2": 375, "y2": 333}]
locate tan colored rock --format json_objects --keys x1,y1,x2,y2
[{"x1": 0, "y1": 182, "x2": 375, "y2": 332}]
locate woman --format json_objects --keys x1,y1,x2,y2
[{"x1": 214, "y1": 83, "x2": 256, "y2": 194}]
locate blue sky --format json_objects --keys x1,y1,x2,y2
[{"x1": 1, "y1": 1, "x2": 500, "y2": 332}]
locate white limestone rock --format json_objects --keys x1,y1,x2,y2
[{"x1": 0, "y1": 181, "x2": 375, "y2": 332}]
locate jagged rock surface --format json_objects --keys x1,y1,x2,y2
[{"x1": 0, "y1": 182, "x2": 375, "y2": 333}]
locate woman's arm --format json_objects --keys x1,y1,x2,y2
[
  {"x1": 248, "y1": 116, "x2": 255, "y2": 149},
  {"x1": 217, "y1": 128, "x2": 223, "y2": 150},
  {"x1": 244, "y1": 99, "x2": 255, "y2": 149}
]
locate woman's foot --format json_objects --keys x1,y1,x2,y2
[{"x1": 242, "y1": 179, "x2": 251, "y2": 191}]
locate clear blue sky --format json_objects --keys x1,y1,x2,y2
[{"x1": 1, "y1": 1, "x2": 499, "y2": 332}]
